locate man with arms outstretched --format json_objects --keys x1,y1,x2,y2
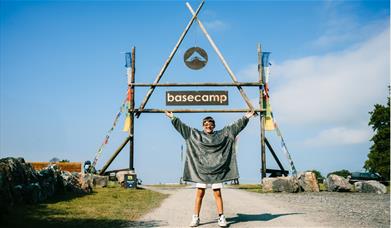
[{"x1": 165, "y1": 111, "x2": 255, "y2": 227}]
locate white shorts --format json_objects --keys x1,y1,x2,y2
[{"x1": 195, "y1": 183, "x2": 223, "y2": 189}]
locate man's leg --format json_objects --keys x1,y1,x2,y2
[
  {"x1": 213, "y1": 189, "x2": 223, "y2": 215},
  {"x1": 213, "y1": 188, "x2": 227, "y2": 227},
  {"x1": 194, "y1": 188, "x2": 205, "y2": 216}
]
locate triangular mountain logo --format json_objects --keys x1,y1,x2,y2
[{"x1": 184, "y1": 47, "x2": 208, "y2": 70}]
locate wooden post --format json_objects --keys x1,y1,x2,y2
[
  {"x1": 129, "y1": 47, "x2": 136, "y2": 171},
  {"x1": 258, "y1": 43, "x2": 266, "y2": 179}
]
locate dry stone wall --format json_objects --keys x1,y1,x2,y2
[{"x1": 0, "y1": 157, "x2": 93, "y2": 216}]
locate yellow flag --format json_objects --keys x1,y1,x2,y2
[
  {"x1": 265, "y1": 117, "x2": 275, "y2": 131},
  {"x1": 123, "y1": 116, "x2": 130, "y2": 132}
]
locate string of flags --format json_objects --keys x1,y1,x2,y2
[
  {"x1": 275, "y1": 121, "x2": 298, "y2": 176},
  {"x1": 261, "y1": 52, "x2": 297, "y2": 176},
  {"x1": 89, "y1": 53, "x2": 133, "y2": 173},
  {"x1": 91, "y1": 91, "x2": 129, "y2": 171},
  {"x1": 261, "y1": 52, "x2": 274, "y2": 131},
  {"x1": 123, "y1": 52, "x2": 132, "y2": 132},
  {"x1": 123, "y1": 87, "x2": 132, "y2": 132}
]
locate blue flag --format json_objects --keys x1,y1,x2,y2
[
  {"x1": 125, "y1": 52, "x2": 132, "y2": 68},
  {"x1": 261, "y1": 52, "x2": 271, "y2": 67}
]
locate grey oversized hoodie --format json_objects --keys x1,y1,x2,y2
[{"x1": 171, "y1": 116, "x2": 249, "y2": 184}]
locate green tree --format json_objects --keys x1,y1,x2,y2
[
  {"x1": 49, "y1": 157, "x2": 60, "y2": 163},
  {"x1": 307, "y1": 170, "x2": 324, "y2": 180},
  {"x1": 327, "y1": 169, "x2": 351, "y2": 178},
  {"x1": 364, "y1": 96, "x2": 390, "y2": 181}
]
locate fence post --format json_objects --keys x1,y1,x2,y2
[
  {"x1": 258, "y1": 43, "x2": 266, "y2": 179},
  {"x1": 129, "y1": 47, "x2": 136, "y2": 171}
]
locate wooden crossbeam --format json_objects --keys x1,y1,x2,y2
[
  {"x1": 130, "y1": 82, "x2": 263, "y2": 87},
  {"x1": 130, "y1": 108, "x2": 263, "y2": 113}
]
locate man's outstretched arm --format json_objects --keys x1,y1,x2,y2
[
  {"x1": 165, "y1": 111, "x2": 192, "y2": 139},
  {"x1": 226, "y1": 111, "x2": 256, "y2": 137}
]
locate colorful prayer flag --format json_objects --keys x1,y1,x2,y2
[
  {"x1": 125, "y1": 52, "x2": 132, "y2": 68},
  {"x1": 123, "y1": 115, "x2": 130, "y2": 132}
]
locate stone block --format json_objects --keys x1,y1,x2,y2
[
  {"x1": 354, "y1": 181, "x2": 387, "y2": 194},
  {"x1": 262, "y1": 176, "x2": 300, "y2": 193},
  {"x1": 298, "y1": 172, "x2": 320, "y2": 192},
  {"x1": 93, "y1": 175, "x2": 108, "y2": 187},
  {"x1": 326, "y1": 174, "x2": 352, "y2": 192}
]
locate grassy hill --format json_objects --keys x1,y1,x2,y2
[{"x1": 1, "y1": 186, "x2": 167, "y2": 228}]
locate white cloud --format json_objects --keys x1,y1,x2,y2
[
  {"x1": 204, "y1": 20, "x2": 229, "y2": 31},
  {"x1": 311, "y1": 1, "x2": 388, "y2": 49},
  {"x1": 303, "y1": 126, "x2": 372, "y2": 147},
  {"x1": 270, "y1": 28, "x2": 389, "y2": 126},
  {"x1": 236, "y1": 26, "x2": 388, "y2": 152},
  {"x1": 237, "y1": 63, "x2": 257, "y2": 81},
  {"x1": 311, "y1": 19, "x2": 388, "y2": 49}
]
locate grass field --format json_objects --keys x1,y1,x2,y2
[
  {"x1": 1, "y1": 186, "x2": 167, "y2": 228},
  {"x1": 148, "y1": 184, "x2": 191, "y2": 188},
  {"x1": 228, "y1": 184, "x2": 263, "y2": 193}
]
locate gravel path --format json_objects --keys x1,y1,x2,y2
[{"x1": 130, "y1": 186, "x2": 390, "y2": 227}]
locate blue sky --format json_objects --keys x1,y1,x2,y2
[{"x1": 1, "y1": 0, "x2": 389, "y2": 184}]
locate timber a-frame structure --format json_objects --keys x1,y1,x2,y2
[{"x1": 97, "y1": 1, "x2": 295, "y2": 183}]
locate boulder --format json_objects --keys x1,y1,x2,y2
[
  {"x1": 354, "y1": 181, "x2": 387, "y2": 194},
  {"x1": 61, "y1": 171, "x2": 87, "y2": 193},
  {"x1": 298, "y1": 172, "x2": 319, "y2": 192},
  {"x1": 262, "y1": 176, "x2": 300, "y2": 193},
  {"x1": 326, "y1": 174, "x2": 352, "y2": 192},
  {"x1": 93, "y1": 175, "x2": 108, "y2": 187},
  {"x1": 23, "y1": 182, "x2": 43, "y2": 204},
  {"x1": 0, "y1": 157, "x2": 41, "y2": 210},
  {"x1": 116, "y1": 170, "x2": 135, "y2": 184},
  {"x1": 79, "y1": 173, "x2": 93, "y2": 193},
  {"x1": 38, "y1": 165, "x2": 64, "y2": 199}
]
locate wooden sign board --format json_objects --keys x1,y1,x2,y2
[
  {"x1": 29, "y1": 162, "x2": 82, "y2": 172},
  {"x1": 166, "y1": 90, "x2": 228, "y2": 105}
]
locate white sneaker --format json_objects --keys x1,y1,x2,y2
[
  {"x1": 189, "y1": 214, "x2": 200, "y2": 227},
  {"x1": 218, "y1": 214, "x2": 227, "y2": 227}
]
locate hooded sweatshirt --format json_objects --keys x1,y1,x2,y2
[{"x1": 171, "y1": 116, "x2": 249, "y2": 183}]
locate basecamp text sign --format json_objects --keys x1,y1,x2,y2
[{"x1": 166, "y1": 91, "x2": 228, "y2": 105}]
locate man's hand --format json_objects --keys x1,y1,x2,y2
[
  {"x1": 165, "y1": 111, "x2": 174, "y2": 119},
  {"x1": 245, "y1": 110, "x2": 256, "y2": 119}
]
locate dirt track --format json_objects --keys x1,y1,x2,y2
[{"x1": 130, "y1": 186, "x2": 389, "y2": 227}]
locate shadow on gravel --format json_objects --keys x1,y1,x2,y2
[
  {"x1": 226, "y1": 212, "x2": 303, "y2": 226},
  {"x1": 1, "y1": 217, "x2": 167, "y2": 228},
  {"x1": 127, "y1": 220, "x2": 169, "y2": 227}
]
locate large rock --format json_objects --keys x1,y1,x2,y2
[
  {"x1": 326, "y1": 174, "x2": 352, "y2": 192},
  {"x1": 116, "y1": 170, "x2": 135, "y2": 185},
  {"x1": 262, "y1": 176, "x2": 300, "y2": 193},
  {"x1": 79, "y1": 173, "x2": 93, "y2": 193},
  {"x1": 93, "y1": 175, "x2": 108, "y2": 187},
  {"x1": 298, "y1": 172, "x2": 320, "y2": 192},
  {"x1": 354, "y1": 181, "x2": 387, "y2": 194},
  {"x1": 61, "y1": 171, "x2": 89, "y2": 193},
  {"x1": 0, "y1": 157, "x2": 41, "y2": 209}
]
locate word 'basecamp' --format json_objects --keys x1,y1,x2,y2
[{"x1": 166, "y1": 91, "x2": 229, "y2": 105}]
